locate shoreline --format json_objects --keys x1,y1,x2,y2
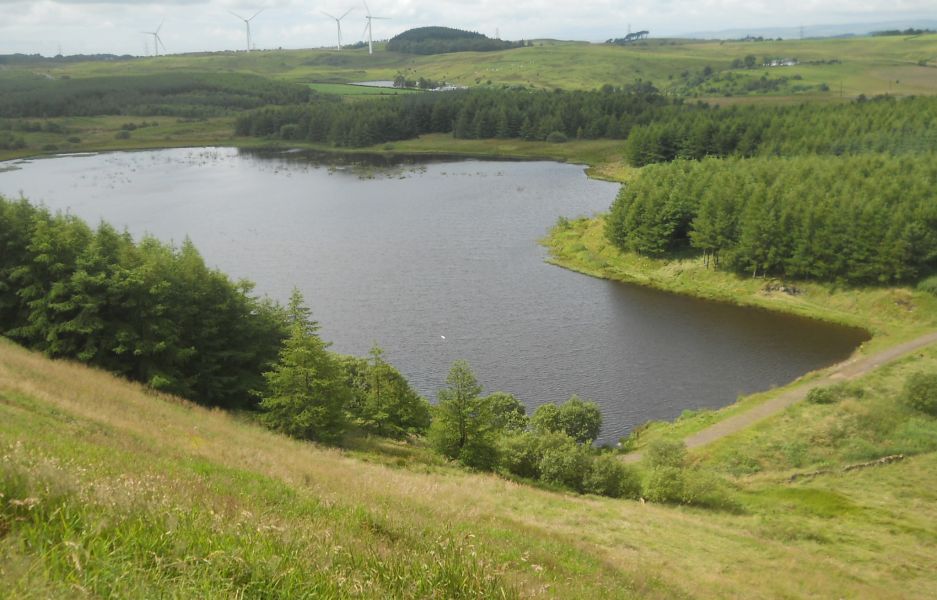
[{"x1": 544, "y1": 215, "x2": 937, "y2": 449}]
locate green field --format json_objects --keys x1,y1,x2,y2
[
  {"x1": 3, "y1": 34, "x2": 936, "y2": 164},
  {"x1": 11, "y1": 34, "x2": 937, "y2": 96}
]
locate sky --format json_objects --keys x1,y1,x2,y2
[{"x1": 0, "y1": 0, "x2": 934, "y2": 56}]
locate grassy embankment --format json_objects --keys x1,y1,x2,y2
[
  {"x1": 545, "y1": 214, "x2": 937, "y2": 449},
  {"x1": 3, "y1": 335, "x2": 937, "y2": 598},
  {"x1": 3, "y1": 33, "x2": 936, "y2": 164}
]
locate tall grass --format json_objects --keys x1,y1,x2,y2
[{"x1": 3, "y1": 337, "x2": 937, "y2": 598}]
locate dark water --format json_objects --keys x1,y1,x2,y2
[{"x1": 0, "y1": 148, "x2": 868, "y2": 443}]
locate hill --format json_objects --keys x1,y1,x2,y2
[
  {"x1": 3, "y1": 332, "x2": 937, "y2": 598},
  {"x1": 386, "y1": 26, "x2": 527, "y2": 55}
]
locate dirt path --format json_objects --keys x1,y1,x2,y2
[{"x1": 621, "y1": 330, "x2": 937, "y2": 464}]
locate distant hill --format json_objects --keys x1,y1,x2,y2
[
  {"x1": 386, "y1": 26, "x2": 528, "y2": 55},
  {"x1": 0, "y1": 53, "x2": 135, "y2": 65},
  {"x1": 679, "y1": 19, "x2": 937, "y2": 40}
]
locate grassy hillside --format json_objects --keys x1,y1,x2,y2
[
  {"x1": 11, "y1": 34, "x2": 937, "y2": 97},
  {"x1": 3, "y1": 335, "x2": 937, "y2": 598},
  {"x1": 3, "y1": 34, "x2": 935, "y2": 163}
]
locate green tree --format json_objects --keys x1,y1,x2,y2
[
  {"x1": 428, "y1": 360, "x2": 499, "y2": 470},
  {"x1": 342, "y1": 345, "x2": 432, "y2": 438},
  {"x1": 531, "y1": 395, "x2": 602, "y2": 444},
  {"x1": 481, "y1": 391, "x2": 529, "y2": 433},
  {"x1": 259, "y1": 290, "x2": 349, "y2": 443}
]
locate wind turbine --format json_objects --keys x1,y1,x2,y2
[
  {"x1": 362, "y1": 1, "x2": 389, "y2": 55},
  {"x1": 322, "y1": 9, "x2": 353, "y2": 51},
  {"x1": 230, "y1": 8, "x2": 265, "y2": 52},
  {"x1": 142, "y1": 22, "x2": 166, "y2": 57}
]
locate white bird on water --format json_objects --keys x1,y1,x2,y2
[{"x1": 440, "y1": 335, "x2": 446, "y2": 340}]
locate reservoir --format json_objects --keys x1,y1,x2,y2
[{"x1": 0, "y1": 148, "x2": 868, "y2": 443}]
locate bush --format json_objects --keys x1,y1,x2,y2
[
  {"x1": 67, "y1": 136, "x2": 81, "y2": 144},
  {"x1": 531, "y1": 395, "x2": 602, "y2": 444},
  {"x1": 459, "y1": 437, "x2": 500, "y2": 471},
  {"x1": 643, "y1": 466, "x2": 685, "y2": 503},
  {"x1": 482, "y1": 392, "x2": 529, "y2": 433},
  {"x1": 279, "y1": 123, "x2": 300, "y2": 140},
  {"x1": 643, "y1": 439, "x2": 687, "y2": 469},
  {"x1": 806, "y1": 386, "x2": 837, "y2": 404},
  {"x1": 115, "y1": 130, "x2": 131, "y2": 140},
  {"x1": 498, "y1": 432, "x2": 543, "y2": 479},
  {"x1": 902, "y1": 372, "x2": 937, "y2": 416},
  {"x1": 539, "y1": 441, "x2": 591, "y2": 492},
  {"x1": 584, "y1": 454, "x2": 641, "y2": 498},
  {"x1": 680, "y1": 468, "x2": 740, "y2": 511},
  {"x1": 545, "y1": 131, "x2": 568, "y2": 143}
]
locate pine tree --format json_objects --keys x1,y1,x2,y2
[{"x1": 259, "y1": 290, "x2": 349, "y2": 442}]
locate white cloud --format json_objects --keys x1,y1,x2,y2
[{"x1": 0, "y1": 0, "x2": 933, "y2": 55}]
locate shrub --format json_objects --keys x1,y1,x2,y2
[
  {"x1": 643, "y1": 438, "x2": 687, "y2": 469},
  {"x1": 643, "y1": 466, "x2": 685, "y2": 503},
  {"x1": 539, "y1": 441, "x2": 591, "y2": 492},
  {"x1": 482, "y1": 392, "x2": 529, "y2": 433},
  {"x1": 67, "y1": 136, "x2": 81, "y2": 144},
  {"x1": 279, "y1": 123, "x2": 300, "y2": 140},
  {"x1": 902, "y1": 372, "x2": 937, "y2": 416},
  {"x1": 115, "y1": 130, "x2": 131, "y2": 140},
  {"x1": 498, "y1": 432, "x2": 543, "y2": 479},
  {"x1": 531, "y1": 396, "x2": 602, "y2": 444},
  {"x1": 681, "y1": 468, "x2": 740, "y2": 510},
  {"x1": 806, "y1": 387, "x2": 836, "y2": 404},
  {"x1": 584, "y1": 454, "x2": 641, "y2": 498},
  {"x1": 458, "y1": 436, "x2": 500, "y2": 471},
  {"x1": 545, "y1": 131, "x2": 568, "y2": 143}
]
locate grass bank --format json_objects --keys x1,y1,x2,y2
[{"x1": 3, "y1": 337, "x2": 937, "y2": 598}]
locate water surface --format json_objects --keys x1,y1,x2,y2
[{"x1": 0, "y1": 148, "x2": 867, "y2": 443}]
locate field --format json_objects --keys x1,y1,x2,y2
[
  {"x1": 2, "y1": 33, "x2": 936, "y2": 164},
  {"x1": 9, "y1": 34, "x2": 937, "y2": 96},
  {"x1": 3, "y1": 331, "x2": 937, "y2": 598}
]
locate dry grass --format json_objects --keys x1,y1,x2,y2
[{"x1": 3, "y1": 337, "x2": 937, "y2": 598}]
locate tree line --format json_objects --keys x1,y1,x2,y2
[
  {"x1": 0, "y1": 196, "x2": 287, "y2": 408},
  {"x1": 0, "y1": 195, "x2": 440, "y2": 442},
  {"x1": 623, "y1": 94, "x2": 937, "y2": 166},
  {"x1": 605, "y1": 154, "x2": 937, "y2": 283},
  {"x1": 235, "y1": 84, "x2": 672, "y2": 147},
  {"x1": 0, "y1": 72, "x2": 311, "y2": 119}
]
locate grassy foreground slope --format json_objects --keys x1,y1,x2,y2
[{"x1": 3, "y1": 337, "x2": 937, "y2": 599}]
